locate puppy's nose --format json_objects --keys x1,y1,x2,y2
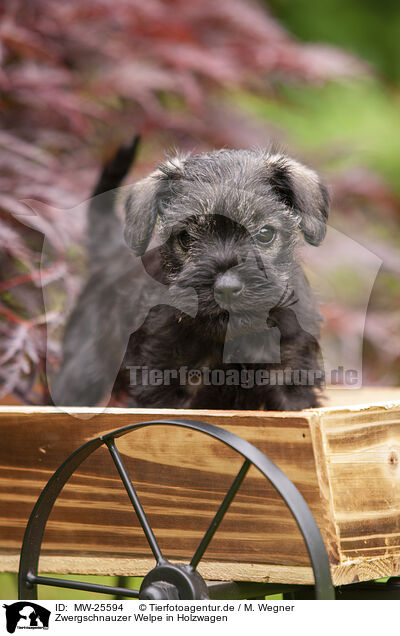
[{"x1": 214, "y1": 271, "x2": 243, "y2": 304}]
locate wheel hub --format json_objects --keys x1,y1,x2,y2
[{"x1": 139, "y1": 561, "x2": 209, "y2": 600}]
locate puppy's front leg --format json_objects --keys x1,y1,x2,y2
[{"x1": 264, "y1": 305, "x2": 324, "y2": 410}]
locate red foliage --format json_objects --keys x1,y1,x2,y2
[{"x1": 0, "y1": 0, "x2": 377, "y2": 400}]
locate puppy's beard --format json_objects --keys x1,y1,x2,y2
[
  {"x1": 220, "y1": 309, "x2": 269, "y2": 339},
  {"x1": 168, "y1": 255, "x2": 293, "y2": 339},
  {"x1": 177, "y1": 297, "x2": 282, "y2": 342},
  {"x1": 167, "y1": 282, "x2": 198, "y2": 317}
]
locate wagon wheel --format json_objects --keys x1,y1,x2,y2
[{"x1": 18, "y1": 419, "x2": 335, "y2": 600}]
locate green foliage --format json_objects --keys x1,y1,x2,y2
[
  {"x1": 236, "y1": 79, "x2": 400, "y2": 192},
  {"x1": 267, "y1": 0, "x2": 400, "y2": 83}
]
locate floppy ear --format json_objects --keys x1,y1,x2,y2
[
  {"x1": 266, "y1": 154, "x2": 330, "y2": 246},
  {"x1": 123, "y1": 156, "x2": 187, "y2": 255}
]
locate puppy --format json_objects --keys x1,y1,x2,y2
[{"x1": 52, "y1": 145, "x2": 329, "y2": 410}]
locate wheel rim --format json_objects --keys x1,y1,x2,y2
[{"x1": 18, "y1": 418, "x2": 335, "y2": 600}]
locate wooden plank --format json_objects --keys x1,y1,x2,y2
[
  {"x1": 1, "y1": 554, "x2": 399, "y2": 586},
  {"x1": 323, "y1": 387, "x2": 400, "y2": 407},
  {"x1": 317, "y1": 404, "x2": 400, "y2": 564},
  {"x1": 1, "y1": 397, "x2": 400, "y2": 586},
  {"x1": 0, "y1": 554, "x2": 316, "y2": 585},
  {"x1": 0, "y1": 407, "x2": 332, "y2": 579}
]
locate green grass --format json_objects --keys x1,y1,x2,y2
[
  {"x1": 0, "y1": 573, "x2": 142, "y2": 600},
  {"x1": 0, "y1": 574, "x2": 17, "y2": 599}
]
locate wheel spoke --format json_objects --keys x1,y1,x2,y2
[
  {"x1": 106, "y1": 438, "x2": 163, "y2": 563},
  {"x1": 26, "y1": 572, "x2": 139, "y2": 598},
  {"x1": 190, "y1": 458, "x2": 251, "y2": 569}
]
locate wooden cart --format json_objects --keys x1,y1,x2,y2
[{"x1": 1, "y1": 388, "x2": 399, "y2": 600}]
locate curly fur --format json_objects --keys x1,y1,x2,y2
[{"x1": 52, "y1": 144, "x2": 329, "y2": 410}]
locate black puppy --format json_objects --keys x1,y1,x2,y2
[{"x1": 52, "y1": 144, "x2": 328, "y2": 410}]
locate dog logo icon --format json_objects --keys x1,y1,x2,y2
[{"x1": 3, "y1": 602, "x2": 50, "y2": 633}]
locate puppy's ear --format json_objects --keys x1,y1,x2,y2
[
  {"x1": 123, "y1": 156, "x2": 186, "y2": 255},
  {"x1": 266, "y1": 154, "x2": 330, "y2": 246}
]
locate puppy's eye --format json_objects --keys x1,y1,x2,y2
[
  {"x1": 177, "y1": 231, "x2": 191, "y2": 250},
  {"x1": 256, "y1": 225, "x2": 276, "y2": 245}
]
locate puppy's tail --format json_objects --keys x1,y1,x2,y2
[
  {"x1": 87, "y1": 135, "x2": 140, "y2": 264},
  {"x1": 91, "y1": 135, "x2": 140, "y2": 198}
]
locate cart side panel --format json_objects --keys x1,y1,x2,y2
[{"x1": 0, "y1": 408, "x2": 330, "y2": 577}]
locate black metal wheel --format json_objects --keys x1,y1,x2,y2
[{"x1": 18, "y1": 419, "x2": 335, "y2": 600}]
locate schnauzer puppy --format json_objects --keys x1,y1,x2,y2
[{"x1": 52, "y1": 142, "x2": 329, "y2": 411}]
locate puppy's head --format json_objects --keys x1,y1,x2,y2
[{"x1": 124, "y1": 149, "x2": 329, "y2": 330}]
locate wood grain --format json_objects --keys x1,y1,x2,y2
[
  {"x1": 0, "y1": 409, "x2": 322, "y2": 570},
  {"x1": 1, "y1": 390, "x2": 399, "y2": 586},
  {"x1": 318, "y1": 404, "x2": 400, "y2": 563}
]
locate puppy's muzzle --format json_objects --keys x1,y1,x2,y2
[{"x1": 214, "y1": 271, "x2": 243, "y2": 307}]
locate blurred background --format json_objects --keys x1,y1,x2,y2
[{"x1": 0, "y1": 0, "x2": 399, "y2": 403}]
